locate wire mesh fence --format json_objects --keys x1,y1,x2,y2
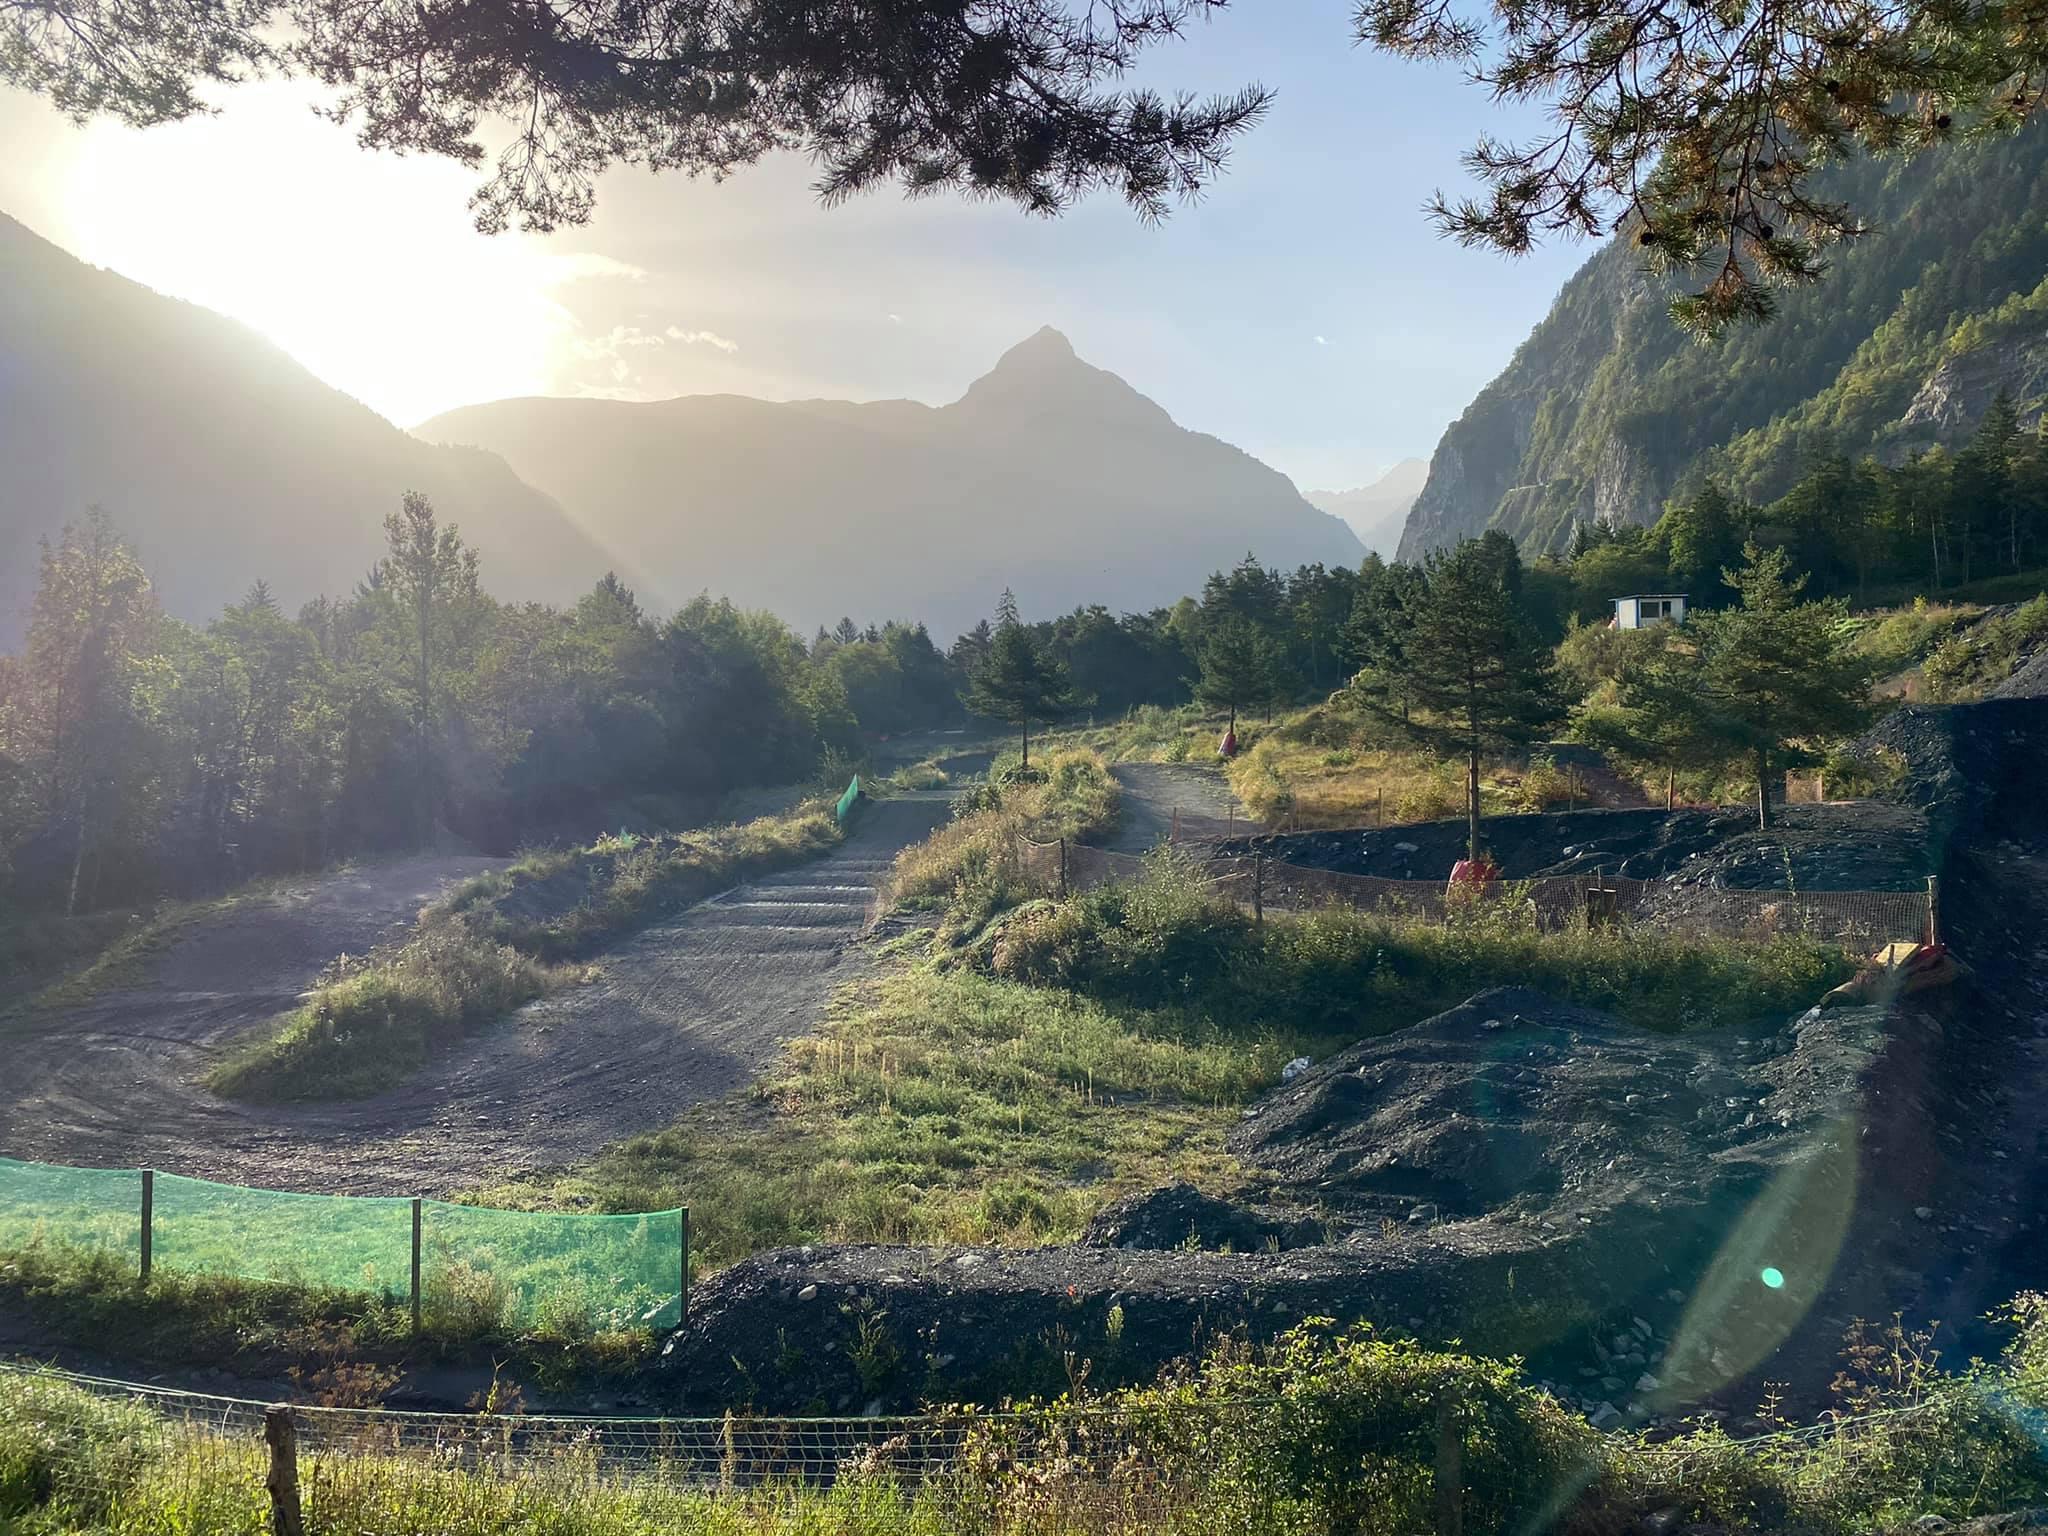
[
  {"x1": 0, "y1": 1359, "x2": 1975, "y2": 1536},
  {"x1": 1017, "y1": 836, "x2": 1933, "y2": 949},
  {"x1": 0, "y1": 1159, "x2": 685, "y2": 1331}
]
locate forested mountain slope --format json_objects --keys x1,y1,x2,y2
[
  {"x1": 1402, "y1": 119, "x2": 2048, "y2": 559},
  {"x1": 418, "y1": 328, "x2": 1364, "y2": 639},
  {"x1": 0, "y1": 213, "x2": 615, "y2": 644}
]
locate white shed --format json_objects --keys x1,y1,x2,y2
[{"x1": 1611, "y1": 594, "x2": 1688, "y2": 629}]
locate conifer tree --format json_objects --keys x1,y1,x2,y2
[
  {"x1": 1358, "y1": 534, "x2": 1565, "y2": 860},
  {"x1": 965, "y1": 597, "x2": 1073, "y2": 770},
  {"x1": 1195, "y1": 616, "x2": 1280, "y2": 732},
  {"x1": 1608, "y1": 544, "x2": 1877, "y2": 829}
]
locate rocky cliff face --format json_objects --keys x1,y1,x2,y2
[
  {"x1": 1401, "y1": 119, "x2": 2048, "y2": 558},
  {"x1": 1900, "y1": 330, "x2": 2048, "y2": 437}
]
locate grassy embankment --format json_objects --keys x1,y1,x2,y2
[
  {"x1": 11, "y1": 1302, "x2": 2048, "y2": 1536},
  {"x1": 208, "y1": 803, "x2": 843, "y2": 1102}
]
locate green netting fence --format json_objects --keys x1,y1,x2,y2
[
  {"x1": 0, "y1": 1157, "x2": 685, "y2": 1332},
  {"x1": 835, "y1": 774, "x2": 862, "y2": 823}
]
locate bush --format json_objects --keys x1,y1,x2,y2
[{"x1": 965, "y1": 1323, "x2": 1601, "y2": 1536}]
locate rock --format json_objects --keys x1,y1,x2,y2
[
  {"x1": 1915, "y1": 1207, "x2": 1935, "y2": 1221},
  {"x1": 1408, "y1": 1204, "x2": 1440, "y2": 1225},
  {"x1": 1394, "y1": 841, "x2": 1420, "y2": 853},
  {"x1": 1643, "y1": 1507, "x2": 1685, "y2": 1536},
  {"x1": 797, "y1": 1284, "x2": 818, "y2": 1301},
  {"x1": 1589, "y1": 1402, "x2": 1623, "y2": 1431},
  {"x1": 1636, "y1": 1372, "x2": 1661, "y2": 1392},
  {"x1": 1281, "y1": 1056, "x2": 1314, "y2": 1083}
]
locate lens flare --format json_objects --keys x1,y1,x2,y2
[{"x1": 1761, "y1": 1267, "x2": 1785, "y2": 1289}]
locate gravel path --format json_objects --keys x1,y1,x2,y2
[
  {"x1": 1103, "y1": 762, "x2": 1249, "y2": 852},
  {"x1": 0, "y1": 796, "x2": 955, "y2": 1195}
]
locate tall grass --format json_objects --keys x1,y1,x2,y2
[
  {"x1": 14, "y1": 1300, "x2": 2048, "y2": 1536},
  {"x1": 1923, "y1": 593, "x2": 2048, "y2": 700},
  {"x1": 989, "y1": 856, "x2": 1853, "y2": 1034},
  {"x1": 479, "y1": 965, "x2": 1294, "y2": 1266},
  {"x1": 211, "y1": 805, "x2": 842, "y2": 1102},
  {"x1": 888, "y1": 750, "x2": 1118, "y2": 940}
]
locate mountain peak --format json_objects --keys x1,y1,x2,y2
[{"x1": 995, "y1": 325, "x2": 1078, "y2": 367}]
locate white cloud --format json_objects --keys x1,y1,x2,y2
[
  {"x1": 1314, "y1": 335, "x2": 1331, "y2": 346},
  {"x1": 888, "y1": 312, "x2": 903, "y2": 323},
  {"x1": 665, "y1": 326, "x2": 740, "y2": 353}
]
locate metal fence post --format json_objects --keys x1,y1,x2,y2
[
  {"x1": 1926, "y1": 875, "x2": 1941, "y2": 945},
  {"x1": 680, "y1": 1206, "x2": 692, "y2": 1325},
  {"x1": 264, "y1": 1405, "x2": 305, "y2": 1536},
  {"x1": 139, "y1": 1169, "x2": 153, "y2": 1283},
  {"x1": 410, "y1": 1196, "x2": 423, "y2": 1337}
]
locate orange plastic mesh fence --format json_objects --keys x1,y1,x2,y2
[{"x1": 1017, "y1": 838, "x2": 1930, "y2": 947}]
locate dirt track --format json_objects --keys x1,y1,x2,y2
[
  {"x1": 0, "y1": 797, "x2": 955, "y2": 1195},
  {"x1": 1104, "y1": 763, "x2": 1247, "y2": 852}
]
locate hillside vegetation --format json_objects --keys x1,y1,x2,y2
[{"x1": 1404, "y1": 117, "x2": 2048, "y2": 556}]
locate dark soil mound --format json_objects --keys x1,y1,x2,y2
[
  {"x1": 1241, "y1": 802, "x2": 1931, "y2": 892},
  {"x1": 1081, "y1": 1181, "x2": 1324, "y2": 1252}
]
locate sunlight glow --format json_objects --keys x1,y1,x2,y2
[{"x1": 54, "y1": 83, "x2": 641, "y2": 426}]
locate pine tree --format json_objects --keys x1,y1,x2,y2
[
  {"x1": 380, "y1": 491, "x2": 481, "y2": 838},
  {"x1": 1194, "y1": 617, "x2": 1280, "y2": 732},
  {"x1": 1358, "y1": 534, "x2": 1566, "y2": 860},
  {"x1": 1609, "y1": 544, "x2": 1877, "y2": 829},
  {"x1": 965, "y1": 601, "x2": 1073, "y2": 770}
]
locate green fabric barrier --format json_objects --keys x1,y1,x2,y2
[
  {"x1": 835, "y1": 774, "x2": 861, "y2": 823},
  {"x1": 0, "y1": 1157, "x2": 142, "y2": 1264},
  {"x1": 0, "y1": 1157, "x2": 682, "y2": 1329}
]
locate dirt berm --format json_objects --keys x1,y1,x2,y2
[{"x1": 661, "y1": 699, "x2": 2048, "y2": 1420}]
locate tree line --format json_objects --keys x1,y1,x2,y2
[
  {"x1": 10, "y1": 452, "x2": 1983, "y2": 918},
  {"x1": 0, "y1": 500, "x2": 959, "y2": 915}
]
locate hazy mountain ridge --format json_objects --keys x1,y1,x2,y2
[
  {"x1": 1306, "y1": 459, "x2": 1428, "y2": 557},
  {"x1": 0, "y1": 211, "x2": 618, "y2": 643},
  {"x1": 417, "y1": 327, "x2": 1364, "y2": 638},
  {"x1": 1401, "y1": 118, "x2": 2048, "y2": 559}
]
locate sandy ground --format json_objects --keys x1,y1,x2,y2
[{"x1": 0, "y1": 796, "x2": 955, "y2": 1195}]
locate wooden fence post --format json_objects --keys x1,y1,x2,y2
[
  {"x1": 1170, "y1": 806, "x2": 1181, "y2": 843},
  {"x1": 1378, "y1": 787, "x2": 1385, "y2": 827},
  {"x1": 679, "y1": 1207, "x2": 691, "y2": 1325},
  {"x1": 1252, "y1": 854, "x2": 1265, "y2": 928},
  {"x1": 410, "y1": 1196, "x2": 423, "y2": 1337},
  {"x1": 1433, "y1": 1394, "x2": 1463, "y2": 1536},
  {"x1": 139, "y1": 1169, "x2": 153, "y2": 1283},
  {"x1": 264, "y1": 1405, "x2": 305, "y2": 1536},
  {"x1": 1058, "y1": 837, "x2": 1069, "y2": 898},
  {"x1": 1926, "y1": 875, "x2": 1941, "y2": 946}
]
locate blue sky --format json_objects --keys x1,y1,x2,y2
[{"x1": 0, "y1": 0, "x2": 1593, "y2": 491}]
